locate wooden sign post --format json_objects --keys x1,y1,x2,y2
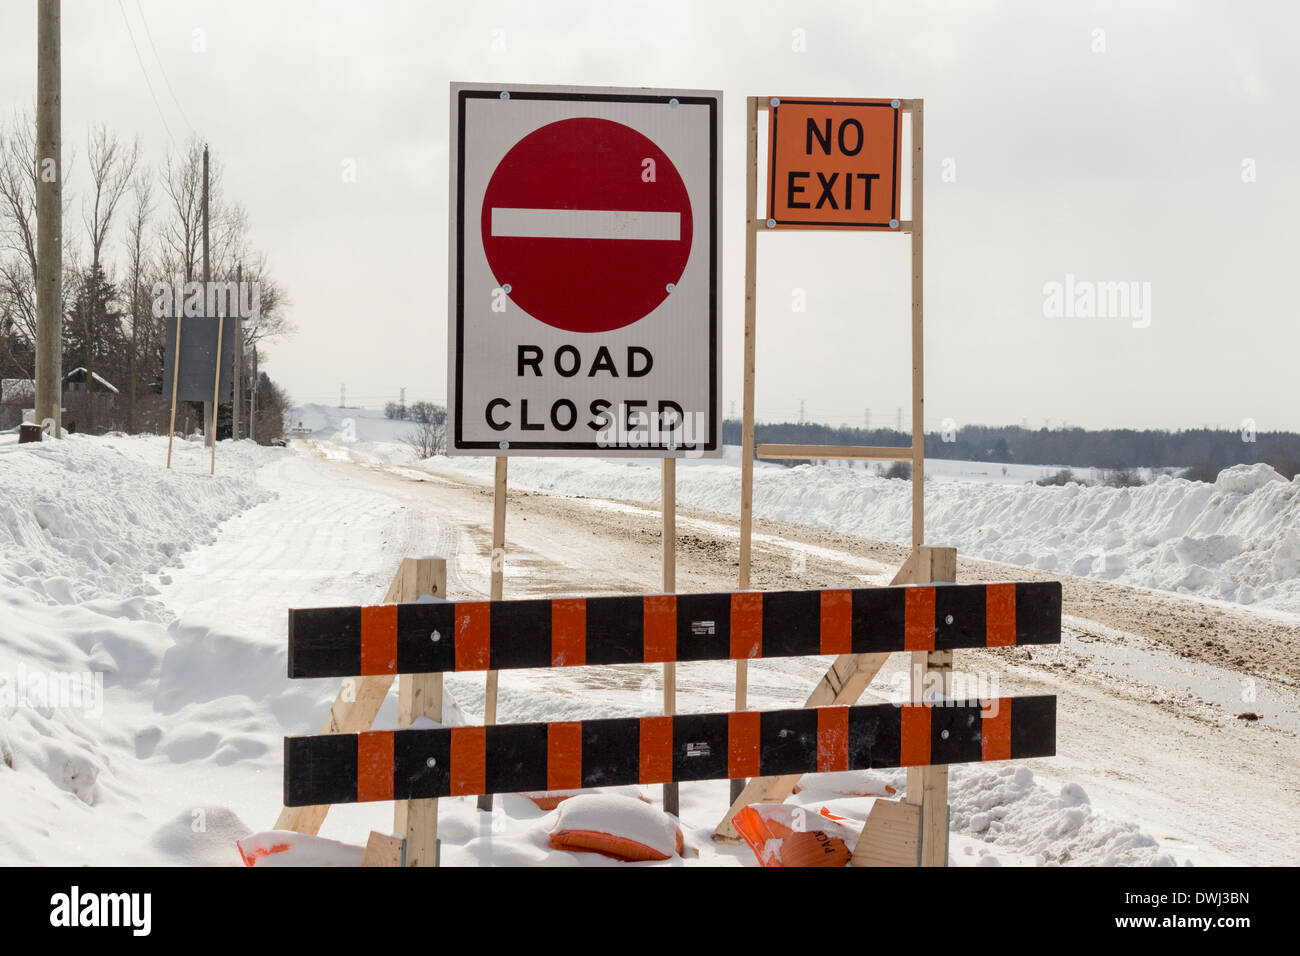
[
  {"x1": 478, "y1": 456, "x2": 508, "y2": 813},
  {"x1": 210, "y1": 311, "x2": 224, "y2": 475},
  {"x1": 662, "y1": 456, "x2": 678, "y2": 816},
  {"x1": 732, "y1": 96, "x2": 946, "y2": 860},
  {"x1": 165, "y1": 310, "x2": 182, "y2": 470}
]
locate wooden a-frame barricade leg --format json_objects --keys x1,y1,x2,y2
[
  {"x1": 274, "y1": 555, "x2": 445, "y2": 864},
  {"x1": 712, "y1": 546, "x2": 954, "y2": 847}
]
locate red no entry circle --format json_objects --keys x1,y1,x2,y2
[{"x1": 481, "y1": 117, "x2": 693, "y2": 334}]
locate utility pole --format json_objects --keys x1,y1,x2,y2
[
  {"x1": 202, "y1": 144, "x2": 213, "y2": 447},
  {"x1": 35, "y1": 0, "x2": 62, "y2": 437},
  {"x1": 399, "y1": 386, "x2": 406, "y2": 417},
  {"x1": 233, "y1": 261, "x2": 241, "y2": 439}
]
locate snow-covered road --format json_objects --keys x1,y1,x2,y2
[{"x1": 3, "y1": 431, "x2": 1296, "y2": 865}]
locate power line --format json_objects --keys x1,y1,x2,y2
[
  {"x1": 135, "y1": 0, "x2": 196, "y2": 136},
  {"x1": 116, "y1": 0, "x2": 175, "y2": 146}
]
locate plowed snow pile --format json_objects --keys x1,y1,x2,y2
[
  {"x1": 0, "y1": 434, "x2": 275, "y2": 863},
  {"x1": 435, "y1": 453, "x2": 1300, "y2": 614}
]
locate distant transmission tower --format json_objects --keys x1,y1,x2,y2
[{"x1": 400, "y1": 387, "x2": 406, "y2": 416}]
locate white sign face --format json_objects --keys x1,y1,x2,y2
[{"x1": 448, "y1": 82, "x2": 721, "y2": 457}]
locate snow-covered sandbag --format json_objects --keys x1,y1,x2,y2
[
  {"x1": 793, "y1": 770, "x2": 897, "y2": 799},
  {"x1": 522, "y1": 790, "x2": 582, "y2": 810},
  {"x1": 548, "y1": 794, "x2": 683, "y2": 861},
  {"x1": 236, "y1": 830, "x2": 365, "y2": 866},
  {"x1": 732, "y1": 804, "x2": 860, "y2": 867}
]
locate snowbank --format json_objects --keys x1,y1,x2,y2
[
  {"x1": 289, "y1": 406, "x2": 1300, "y2": 613},
  {"x1": 1, "y1": 435, "x2": 273, "y2": 606},
  {"x1": 0, "y1": 434, "x2": 278, "y2": 864},
  {"x1": 425, "y1": 452, "x2": 1300, "y2": 614}
]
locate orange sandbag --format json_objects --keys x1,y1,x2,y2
[
  {"x1": 525, "y1": 790, "x2": 651, "y2": 810},
  {"x1": 732, "y1": 804, "x2": 860, "y2": 867},
  {"x1": 523, "y1": 791, "x2": 581, "y2": 810},
  {"x1": 548, "y1": 794, "x2": 683, "y2": 862},
  {"x1": 237, "y1": 838, "x2": 292, "y2": 866}
]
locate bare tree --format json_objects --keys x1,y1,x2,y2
[
  {"x1": 0, "y1": 109, "x2": 77, "y2": 366},
  {"x1": 236, "y1": 247, "x2": 296, "y2": 346},
  {"x1": 0, "y1": 110, "x2": 40, "y2": 352},
  {"x1": 79, "y1": 124, "x2": 139, "y2": 429},
  {"x1": 122, "y1": 170, "x2": 153, "y2": 431},
  {"x1": 402, "y1": 402, "x2": 447, "y2": 458},
  {"x1": 159, "y1": 136, "x2": 203, "y2": 282},
  {"x1": 402, "y1": 418, "x2": 446, "y2": 459},
  {"x1": 158, "y1": 136, "x2": 248, "y2": 284}
]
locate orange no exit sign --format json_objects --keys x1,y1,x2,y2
[{"x1": 766, "y1": 98, "x2": 902, "y2": 230}]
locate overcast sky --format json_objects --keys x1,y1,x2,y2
[{"x1": 3, "y1": 0, "x2": 1297, "y2": 432}]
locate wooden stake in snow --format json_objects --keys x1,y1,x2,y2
[
  {"x1": 273, "y1": 556, "x2": 445, "y2": 841},
  {"x1": 662, "y1": 456, "x2": 678, "y2": 817},
  {"x1": 210, "y1": 311, "x2": 223, "y2": 475},
  {"x1": 477, "y1": 455, "x2": 508, "y2": 813},
  {"x1": 392, "y1": 557, "x2": 447, "y2": 867},
  {"x1": 165, "y1": 311, "x2": 182, "y2": 470}
]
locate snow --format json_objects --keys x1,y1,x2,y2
[
  {"x1": 947, "y1": 766, "x2": 1179, "y2": 867},
  {"x1": 284, "y1": 407, "x2": 1300, "y2": 613},
  {"x1": 424, "y1": 444, "x2": 1300, "y2": 615},
  {"x1": 0, "y1": 422, "x2": 1285, "y2": 865}
]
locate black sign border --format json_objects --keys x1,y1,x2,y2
[
  {"x1": 767, "y1": 98, "x2": 901, "y2": 229},
  {"x1": 453, "y1": 89, "x2": 720, "y2": 454}
]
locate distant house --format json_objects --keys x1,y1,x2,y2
[
  {"x1": 0, "y1": 378, "x2": 36, "y2": 429},
  {"x1": 63, "y1": 367, "x2": 120, "y2": 395}
]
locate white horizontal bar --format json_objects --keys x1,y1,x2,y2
[{"x1": 490, "y1": 208, "x2": 681, "y2": 241}]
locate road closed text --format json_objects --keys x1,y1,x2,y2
[{"x1": 482, "y1": 344, "x2": 705, "y2": 449}]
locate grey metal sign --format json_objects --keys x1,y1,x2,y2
[{"x1": 163, "y1": 314, "x2": 237, "y2": 403}]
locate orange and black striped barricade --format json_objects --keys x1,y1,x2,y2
[
  {"x1": 280, "y1": 580, "x2": 1061, "y2": 866},
  {"x1": 287, "y1": 581, "x2": 1061, "y2": 679},
  {"x1": 285, "y1": 696, "x2": 1053, "y2": 808}
]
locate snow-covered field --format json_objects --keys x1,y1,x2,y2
[
  {"x1": 1, "y1": 416, "x2": 1293, "y2": 866},
  {"x1": 305, "y1": 404, "x2": 1300, "y2": 616}
]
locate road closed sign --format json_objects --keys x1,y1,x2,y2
[
  {"x1": 767, "y1": 98, "x2": 901, "y2": 230},
  {"x1": 448, "y1": 82, "x2": 721, "y2": 457}
]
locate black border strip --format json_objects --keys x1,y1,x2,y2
[{"x1": 453, "y1": 89, "x2": 720, "y2": 453}]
